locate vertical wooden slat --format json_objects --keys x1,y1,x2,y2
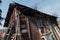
[
  {"x1": 26, "y1": 17, "x2": 31, "y2": 40},
  {"x1": 14, "y1": 8, "x2": 22, "y2": 40}
]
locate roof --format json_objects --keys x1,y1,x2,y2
[{"x1": 4, "y1": 2, "x2": 57, "y2": 27}]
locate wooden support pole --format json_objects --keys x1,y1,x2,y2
[
  {"x1": 26, "y1": 17, "x2": 31, "y2": 40},
  {"x1": 14, "y1": 8, "x2": 22, "y2": 40}
]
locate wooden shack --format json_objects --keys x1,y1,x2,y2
[{"x1": 4, "y1": 2, "x2": 59, "y2": 40}]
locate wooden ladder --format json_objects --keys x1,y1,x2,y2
[{"x1": 20, "y1": 15, "x2": 30, "y2": 40}]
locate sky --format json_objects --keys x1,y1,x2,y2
[{"x1": 0, "y1": 0, "x2": 60, "y2": 29}]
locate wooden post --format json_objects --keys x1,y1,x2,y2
[
  {"x1": 14, "y1": 8, "x2": 22, "y2": 40},
  {"x1": 26, "y1": 17, "x2": 31, "y2": 40}
]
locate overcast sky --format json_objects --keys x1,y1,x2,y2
[{"x1": 0, "y1": 0, "x2": 60, "y2": 29}]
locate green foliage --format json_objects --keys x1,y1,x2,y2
[
  {"x1": 0, "y1": 0, "x2": 2, "y2": 3},
  {"x1": 0, "y1": 0, "x2": 3, "y2": 25}
]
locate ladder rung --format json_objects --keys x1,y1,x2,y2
[
  {"x1": 21, "y1": 29, "x2": 27, "y2": 33},
  {"x1": 21, "y1": 25, "x2": 26, "y2": 28},
  {"x1": 21, "y1": 18, "x2": 26, "y2": 21}
]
